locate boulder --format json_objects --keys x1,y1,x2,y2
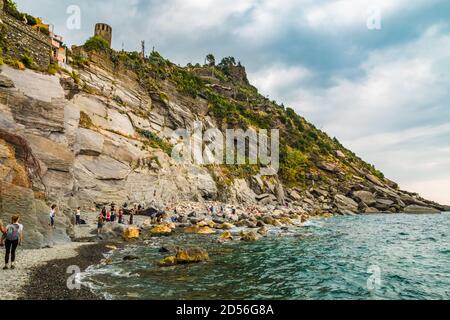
[
  {"x1": 215, "y1": 222, "x2": 235, "y2": 230},
  {"x1": 122, "y1": 227, "x2": 140, "y2": 240},
  {"x1": 219, "y1": 231, "x2": 233, "y2": 242},
  {"x1": 176, "y1": 248, "x2": 209, "y2": 264},
  {"x1": 334, "y1": 194, "x2": 358, "y2": 213},
  {"x1": 353, "y1": 191, "x2": 376, "y2": 206},
  {"x1": 240, "y1": 231, "x2": 260, "y2": 242},
  {"x1": 0, "y1": 74, "x2": 15, "y2": 88},
  {"x1": 258, "y1": 226, "x2": 268, "y2": 237},
  {"x1": 158, "y1": 256, "x2": 178, "y2": 267},
  {"x1": 404, "y1": 205, "x2": 441, "y2": 214},
  {"x1": 150, "y1": 225, "x2": 172, "y2": 235},
  {"x1": 183, "y1": 225, "x2": 215, "y2": 234}
]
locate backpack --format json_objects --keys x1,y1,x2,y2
[{"x1": 6, "y1": 224, "x2": 20, "y2": 241}]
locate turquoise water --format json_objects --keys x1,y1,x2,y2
[{"x1": 82, "y1": 213, "x2": 450, "y2": 300}]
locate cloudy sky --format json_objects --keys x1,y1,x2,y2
[{"x1": 15, "y1": 0, "x2": 450, "y2": 204}]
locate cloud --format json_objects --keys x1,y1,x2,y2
[{"x1": 13, "y1": 0, "x2": 450, "y2": 204}]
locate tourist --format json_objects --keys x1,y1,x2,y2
[
  {"x1": 3, "y1": 215, "x2": 23, "y2": 270},
  {"x1": 118, "y1": 208, "x2": 124, "y2": 224},
  {"x1": 97, "y1": 214, "x2": 104, "y2": 235},
  {"x1": 75, "y1": 207, "x2": 81, "y2": 225},
  {"x1": 101, "y1": 207, "x2": 107, "y2": 220},
  {"x1": 0, "y1": 219, "x2": 5, "y2": 247},
  {"x1": 110, "y1": 204, "x2": 117, "y2": 222},
  {"x1": 129, "y1": 208, "x2": 134, "y2": 225},
  {"x1": 106, "y1": 210, "x2": 111, "y2": 222},
  {"x1": 49, "y1": 204, "x2": 57, "y2": 229}
]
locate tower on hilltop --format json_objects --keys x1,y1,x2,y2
[{"x1": 94, "y1": 23, "x2": 112, "y2": 48}]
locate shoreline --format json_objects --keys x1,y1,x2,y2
[{"x1": 18, "y1": 242, "x2": 117, "y2": 300}]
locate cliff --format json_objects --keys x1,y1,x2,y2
[{"x1": 0, "y1": 44, "x2": 447, "y2": 248}]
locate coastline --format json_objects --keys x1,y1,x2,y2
[{"x1": 18, "y1": 242, "x2": 116, "y2": 300}]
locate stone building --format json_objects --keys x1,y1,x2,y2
[{"x1": 94, "y1": 23, "x2": 112, "y2": 48}]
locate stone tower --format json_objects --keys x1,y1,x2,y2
[{"x1": 94, "y1": 23, "x2": 112, "y2": 48}]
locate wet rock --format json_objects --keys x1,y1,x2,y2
[
  {"x1": 258, "y1": 226, "x2": 268, "y2": 237},
  {"x1": 219, "y1": 231, "x2": 233, "y2": 242},
  {"x1": 240, "y1": 231, "x2": 260, "y2": 242},
  {"x1": 176, "y1": 248, "x2": 209, "y2": 264},
  {"x1": 159, "y1": 245, "x2": 179, "y2": 253},
  {"x1": 404, "y1": 205, "x2": 441, "y2": 214},
  {"x1": 150, "y1": 225, "x2": 172, "y2": 235},
  {"x1": 123, "y1": 255, "x2": 140, "y2": 261},
  {"x1": 215, "y1": 222, "x2": 235, "y2": 230},
  {"x1": 122, "y1": 227, "x2": 140, "y2": 241}
]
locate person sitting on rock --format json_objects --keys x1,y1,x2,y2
[{"x1": 3, "y1": 215, "x2": 23, "y2": 270}]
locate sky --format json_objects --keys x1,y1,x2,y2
[{"x1": 14, "y1": 0, "x2": 450, "y2": 205}]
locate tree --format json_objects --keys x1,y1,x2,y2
[
  {"x1": 219, "y1": 56, "x2": 236, "y2": 67},
  {"x1": 206, "y1": 54, "x2": 215, "y2": 66}
]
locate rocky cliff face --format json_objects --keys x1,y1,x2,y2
[{"x1": 0, "y1": 50, "x2": 447, "y2": 248}]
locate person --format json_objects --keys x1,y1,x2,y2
[
  {"x1": 75, "y1": 207, "x2": 81, "y2": 226},
  {"x1": 49, "y1": 204, "x2": 57, "y2": 229},
  {"x1": 118, "y1": 208, "x2": 124, "y2": 224},
  {"x1": 110, "y1": 204, "x2": 116, "y2": 222},
  {"x1": 97, "y1": 214, "x2": 104, "y2": 235},
  {"x1": 4, "y1": 215, "x2": 23, "y2": 270},
  {"x1": 129, "y1": 208, "x2": 134, "y2": 225},
  {"x1": 0, "y1": 219, "x2": 5, "y2": 248},
  {"x1": 101, "y1": 207, "x2": 107, "y2": 220},
  {"x1": 106, "y1": 210, "x2": 111, "y2": 222}
]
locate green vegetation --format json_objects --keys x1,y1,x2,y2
[
  {"x1": 83, "y1": 36, "x2": 110, "y2": 53},
  {"x1": 20, "y1": 53, "x2": 34, "y2": 69},
  {"x1": 137, "y1": 129, "x2": 172, "y2": 155},
  {"x1": 71, "y1": 45, "x2": 388, "y2": 188},
  {"x1": 79, "y1": 111, "x2": 94, "y2": 129},
  {"x1": 47, "y1": 63, "x2": 60, "y2": 75}
]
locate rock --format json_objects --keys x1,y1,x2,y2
[
  {"x1": 353, "y1": 191, "x2": 376, "y2": 206},
  {"x1": 336, "y1": 150, "x2": 346, "y2": 159},
  {"x1": 375, "y1": 199, "x2": 395, "y2": 211},
  {"x1": 366, "y1": 174, "x2": 384, "y2": 187},
  {"x1": 278, "y1": 217, "x2": 294, "y2": 225},
  {"x1": 318, "y1": 162, "x2": 338, "y2": 173},
  {"x1": 334, "y1": 194, "x2": 358, "y2": 213},
  {"x1": 122, "y1": 227, "x2": 140, "y2": 240},
  {"x1": 123, "y1": 255, "x2": 140, "y2": 261},
  {"x1": 215, "y1": 222, "x2": 235, "y2": 230},
  {"x1": 105, "y1": 245, "x2": 118, "y2": 251},
  {"x1": 197, "y1": 220, "x2": 215, "y2": 228},
  {"x1": 258, "y1": 226, "x2": 268, "y2": 237},
  {"x1": 150, "y1": 225, "x2": 172, "y2": 235},
  {"x1": 158, "y1": 256, "x2": 177, "y2": 267},
  {"x1": 365, "y1": 207, "x2": 381, "y2": 214},
  {"x1": 176, "y1": 248, "x2": 209, "y2": 264},
  {"x1": 289, "y1": 190, "x2": 302, "y2": 201},
  {"x1": 197, "y1": 226, "x2": 215, "y2": 234},
  {"x1": 0, "y1": 74, "x2": 15, "y2": 88},
  {"x1": 219, "y1": 231, "x2": 233, "y2": 242},
  {"x1": 184, "y1": 225, "x2": 215, "y2": 234},
  {"x1": 240, "y1": 231, "x2": 260, "y2": 242},
  {"x1": 159, "y1": 245, "x2": 179, "y2": 253},
  {"x1": 403, "y1": 205, "x2": 441, "y2": 214}
]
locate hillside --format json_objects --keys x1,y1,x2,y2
[{"x1": 0, "y1": 33, "x2": 448, "y2": 248}]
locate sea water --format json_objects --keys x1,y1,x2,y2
[{"x1": 81, "y1": 213, "x2": 450, "y2": 300}]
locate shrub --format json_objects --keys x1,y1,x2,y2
[
  {"x1": 20, "y1": 53, "x2": 34, "y2": 69},
  {"x1": 5, "y1": 58, "x2": 25, "y2": 70},
  {"x1": 47, "y1": 63, "x2": 60, "y2": 75},
  {"x1": 83, "y1": 36, "x2": 110, "y2": 53}
]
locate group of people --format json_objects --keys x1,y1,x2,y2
[
  {"x1": 0, "y1": 215, "x2": 24, "y2": 270},
  {"x1": 97, "y1": 203, "x2": 136, "y2": 235}
]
